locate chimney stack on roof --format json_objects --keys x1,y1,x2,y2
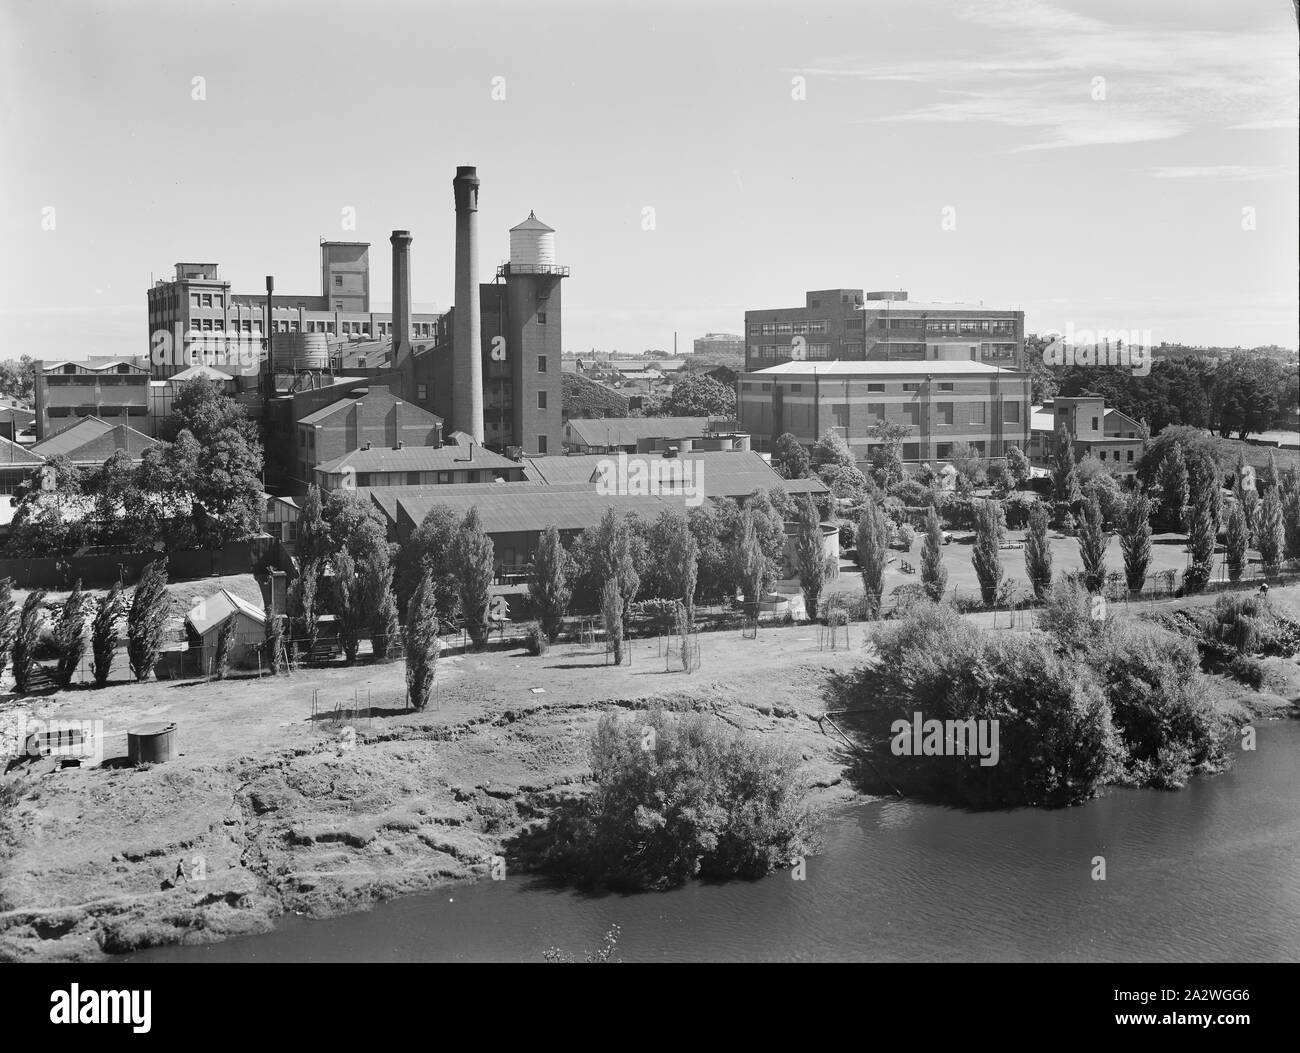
[{"x1": 451, "y1": 166, "x2": 485, "y2": 443}]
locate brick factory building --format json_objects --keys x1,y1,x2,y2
[
  {"x1": 739, "y1": 359, "x2": 1030, "y2": 466},
  {"x1": 744, "y1": 289, "x2": 1024, "y2": 371}
]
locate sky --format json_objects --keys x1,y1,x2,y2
[{"x1": 1, "y1": 0, "x2": 1296, "y2": 361}]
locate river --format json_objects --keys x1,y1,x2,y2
[{"x1": 133, "y1": 720, "x2": 1300, "y2": 962}]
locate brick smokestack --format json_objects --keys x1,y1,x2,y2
[
  {"x1": 390, "y1": 230, "x2": 413, "y2": 364},
  {"x1": 452, "y1": 165, "x2": 485, "y2": 442}
]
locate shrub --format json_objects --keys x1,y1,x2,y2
[
  {"x1": 826, "y1": 604, "x2": 1118, "y2": 807},
  {"x1": 894, "y1": 523, "x2": 916, "y2": 551},
  {"x1": 1039, "y1": 575, "x2": 1108, "y2": 649},
  {"x1": 1087, "y1": 622, "x2": 1231, "y2": 789},
  {"x1": 213, "y1": 615, "x2": 236, "y2": 680},
  {"x1": 127, "y1": 560, "x2": 168, "y2": 682},
  {"x1": 537, "y1": 708, "x2": 819, "y2": 889},
  {"x1": 526, "y1": 621, "x2": 549, "y2": 657}
]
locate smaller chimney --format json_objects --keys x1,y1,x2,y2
[{"x1": 363, "y1": 440, "x2": 372, "y2": 451}]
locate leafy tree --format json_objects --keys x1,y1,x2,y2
[
  {"x1": 1186, "y1": 472, "x2": 1218, "y2": 576},
  {"x1": 288, "y1": 559, "x2": 321, "y2": 658},
  {"x1": 404, "y1": 570, "x2": 439, "y2": 710},
  {"x1": 1232, "y1": 453, "x2": 1260, "y2": 543},
  {"x1": 1283, "y1": 482, "x2": 1300, "y2": 560},
  {"x1": 214, "y1": 615, "x2": 237, "y2": 680},
  {"x1": 1257, "y1": 487, "x2": 1285, "y2": 569},
  {"x1": 1210, "y1": 352, "x2": 1283, "y2": 439},
  {"x1": 648, "y1": 510, "x2": 698, "y2": 624},
  {"x1": 91, "y1": 583, "x2": 123, "y2": 687},
  {"x1": 1051, "y1": 425, "x2": 1080, "y2": 503},
  {"x1": 920, "y1": 505, "x2": 947, "y2": 602},
  {"x1": 332, "y1": 547, "x2": 365, "y2": 663},
  {"x1": 87, "y1": 450, "x2": 139, "y2": 548},
  {"x1": 1076, "y1": 498, "x2": 1108, "y2": 593},
  {"x1": 295, "y1": 485, "x2": 330, "y2": 568},
  {"x1": 264, "y1": 600, "x2": 285, "y2": 675},
  {"x1": 688, "y1": 503, "x2": 731, "y2": 603},
  {"x1": 867, "y1": 419, "x2": 909, "y2": 489},
  {"x1": 12, "y1": 590, "x2": 47, "y2": 694},
  {"x1": 664, "y1": 373, "x2": 735, "y2": 417},
  {"x1": 127, "y1": 560, "x2": 169, "y2": 682},
  {"x1": 592, "y1": 508, "x2": 643, "y2": 633},
  {"x1": 1119, "y1": 493, "x2": 1153, "y2": 592},
  {"x1": 1154, "y1": 441, "x2": 1189, "y2": 531},
  {"x1": 1224, "y1": 501, "x2": 1248, "y2": 581},
  {"x1": 810, "y1": 428, "x2": 855, "y2": 473},
  {"x1": 972, "y1": 499, "x2": 1005, "y2": 604},
  {"x1": 948, "y1": 442, "x2": 987, "y2": 486},
  {"x1": 772, "y1": 433, "x2": 810, "y2": 480},
  {"x1": 361, "y1": 548, "x2": 400, "y2": 660},
  {"x1": 1005, "y1": 444, "x2": 1031, "y2": 486},
  {"x1": 0, "y1": 355, "x2": 36, "y2": 403},
  {"x1": 396, "y1": 505, "x2": 461, "y2": 622},
  {"x1": 1024, "y1": 501, "x2": 1053, "y2": 600},
  {"x1": 530, "y1": 525, "x2": 572, "y2": 642},
  {"x1": 734, "y1": 509, "x2": 767, "y2": 612},
  {"x1": 601, "y1": 578, "x2": 624, "y2": 665},
  {"x1": 855, "y1": 500, "x2": 890, "y2": 618},
  {"x1": 793, "y1": 494, "x2": 827, "y2": 619},
  {"x1": 0, "y1": 578, "x2": 15, "y2": 680},
  {"x1": 451, "y1": 507, "x2": 496, "y2": 650}
]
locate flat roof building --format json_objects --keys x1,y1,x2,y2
[{"x1": 739, "y1": 359, "x2": 1031, "y2": 466}]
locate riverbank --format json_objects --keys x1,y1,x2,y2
[
  {"x1": 3, "y1": 591, "x2": 1297, "y2": 963},
  {"x1": 0, "y1": 628, "x2": 867, "y2": 963}
]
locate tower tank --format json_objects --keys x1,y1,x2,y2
[
  {"x1": 273, "y1": 331, "x2": 330, "y2": 372},
  {"x1": 509, "y1": 211, "x2": 555, "y2": 269}
]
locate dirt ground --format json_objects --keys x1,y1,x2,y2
[
  {"x1": 0, "y1": 626, "x2": 867, "y2": 962},
  {"x1": 2, "y1": 585, "x2": 1297, "y2": 963}
]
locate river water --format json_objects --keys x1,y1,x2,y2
[{"x1": 134, "y1": 721, "x2": 1300, "y2": 963}]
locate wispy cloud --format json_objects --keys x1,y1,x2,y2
[
  {"x1": 1150, "y1": 164, "x2": 1294, "y2": 182},
  {"x1": 815, "y1": 0, "x2": 1297, "y2": 151}
]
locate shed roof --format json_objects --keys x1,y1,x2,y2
[{"x1": 186, "y1": 588, "x2": 265, "y2": 636}]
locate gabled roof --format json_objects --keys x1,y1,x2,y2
[
  {"x1": 169, "y1": 364, "x2": 234, "y2": 382},
  {"x1": 390, "y1": 488, "x2": 677, "y2": 536},
  {"x1": 29, "y1": 416, "x2": 158, "y2": 461},
  {"x1": 562, "y1": 416, "x2": 715, "y2": 448},
  {"x1": 0, "y1": 435, "x2": 44, "y2": 466},
  {"x1": 186, "y1": 588, "x2": 265, "y2": 636},
  {"x1": 523, "y1": 450, "x2": 828, "y2": 499}
]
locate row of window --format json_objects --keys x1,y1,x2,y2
[
  {"x1": 747, "y1": 320, "x2": 830, "y2": 336},
  {"x1": 877, "y1": 318, "x2": 1018, "y2": 333},
  {"x1": 748, "y1": 344, "x2": 832, "y2": 360}
]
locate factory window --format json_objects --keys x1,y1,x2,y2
[
  {"x1": 902, "y1": 443, "x2": 920, "y2": 460},
  {"x1": 789, "y1": 384, "x2": 801, "y2": 393},
  {"x1": 1003, "y1": 402, "x2": 1021, "y2": 423},
  {"x1": 970, "y1": 402, "x2": 986, "y2": 425},
  {"x1": 1091, "y1": 417, "x2": 1099, "y2": 431},
  {"x1": 537, "y1": 434, "x2": 548, "y2": 454},
  {"x1": 936, "y1": 402, "x2": 954, "y2": 426},
  {"x1": 845, "y1": 317, "x2": 863, "y2": 330},
  {"x1": 355, "y1": 473, "x2": 371, "y2": 487},
  {"x1": 537, "y1": 391, "x2": 547, "y2": 409},
  {"x1": 741, "y1": 383, "x2": 752, "y2": 392},
  {"x1": 903, "y1": 404, "x2": 920, "y2": 426},
  {"x1": 537, "y1": 312, "x2": 547, "y2": 325},
  {"x1": 537, "y1": 355, "x2": 547, "y2": 373},
  {"x1": 938, "y1": 382, "x2": 953, "y2": 391},
  {"x1": 748, "y1": 323, "x2": 762, "y2": 336},
  {"x1": 1127, "y1": 450, "x2": 1134, "y2": 462},
  {"x1": 867, "y1": 402, "x2": 885, "y2": 418},
  {"x1": 936, "y1": 443, "x2": 953, "y2": 459},
  {"x1": 437, "y1": 472, "x2": 451, "y2": 484},
  {"x1": 335, "y1": 301, "x2": 344, "y2": 310},
  {"x1": 760, "y1": 383, "x2": 771, "y2": 392},
  {"x1": 214, "y1": 295, "x2": 224, "y2": 308},
  {"x1": 902, "y1": 382, "x2": 919, "y2": 392},
  {"x1": 201, "y1": 294, "x2": 212, "y2": 307},
  {"x1": 831, "y1": 404, "x2": 849, "y2": 429},
  {"x1": 866, "y1": 383, "x2": 884, "y2": 393},
  {"x1": 190, "y1": 293, "x2": 200, "y2": 307},
  {"x1": 417, "y1": 384, "x2": 427, "y2": 400},
  {"x1": 406, "y1": 472, "x2": 420, "y2": 486},
  {"x1": 334, "y1": 275, "x2": 343, "y2": 287}
]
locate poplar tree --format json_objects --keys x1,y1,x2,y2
[
  {"x1": 452, "y1": 507, "x2": 496, "y2": 650},
  {"x1": 920, "y1": 506, "x2": 947, "y2": 603},
  {"x1": 529, "y1": 525, "x2": 572, "y2": 642},
  {"x1": 1258, "y1": 487, "x2": 1285, "y2": 570},
  {"x1": 91, "y1": 583, "x2": 124, "y2": 687},
  {"x1": 12, "y1": 590, "x2": 47, "y2": 694},
  {"x1": 404, "y1": 570, "x2": 439, "y2": 710},
  {"x1": 128, "y1": 560, "x2": 169, "y2": 682},
  {"x1": 1024, "y1": 501, "x2": 1053, "y2": 600},
  {"x1": 1119, "y1": 493, "x2": 1152, "y2": 593},
  {"x1": 1076, "y1": 498, "x2": 1107, "y2": 594},
  {"x1": 793, "y1": 494, "x2": 827, "y2": 619},
  {"x1": 1224, "y1": 501, "x2": 1248, "y2": 581},
  {"x1": 972, "y1": 499, "x2": 1005, "y2": 605},
  {"x1": 855, "y1": 500, "x2": 889, "y2": 618}
]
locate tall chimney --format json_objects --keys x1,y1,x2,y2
[
  {"x1": 390, "y1": 230, "x2": 413, "y2": 365},
  {"x1": 452, "y1": 165, "x2": 485, "y2": 443}
]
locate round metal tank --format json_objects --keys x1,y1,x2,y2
[
  {"x1": 273, "y1": 331, "x2": 330, "y2": 372},
  {"x1": 509, "y1": 211, "x2": 555, "y2": 268},
  {"x1": 128, "y1": 722, "x2": 177, "y2": 765}
]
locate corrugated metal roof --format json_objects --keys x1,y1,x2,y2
[
  {"x1": 0, "y1": 435, "x2": 43, "y2": 465},
  {"x1": 186, "y1": 588, "x2": 265, "y2": 636},
  {"x1": 393, "y1": 489, "x2": 679, "y2": 535},
  {"x1": 316, "y1": 444, "x2": 519, "y2": 474},
  {"x1": 562, "y1": 416, "x2": 714, "y2": 448},
  {"x1": 31, "y1": 416, "x2": 157, "y2": 459},
  {"x1": 524, "y1": 450, "x2": 828, "y2": 499}
]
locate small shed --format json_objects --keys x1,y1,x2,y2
[{"x1": 185, "y1": 589, "x2": 266, "y2": 672}]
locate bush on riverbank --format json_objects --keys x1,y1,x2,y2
[
  {"x1": 535, "y1": 708, "x2": 819, "y2": 890},
  {"x1": 830, "y1": 604, "x2": 1120, "y2": 808}
]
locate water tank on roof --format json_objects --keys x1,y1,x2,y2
[
  {"x1": 509, "y1": 211, "x2": 556, "y2": 269},
  {"x1": 273, "y1": 332, "x2": 329, "y2": 372}
]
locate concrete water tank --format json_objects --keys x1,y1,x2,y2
[
  {"x1": 128, "y1": 722, "x2": 177, "y2": 765},
  {"x1": 509, "y1": 211, "x2": 555, "y2": 269}
]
